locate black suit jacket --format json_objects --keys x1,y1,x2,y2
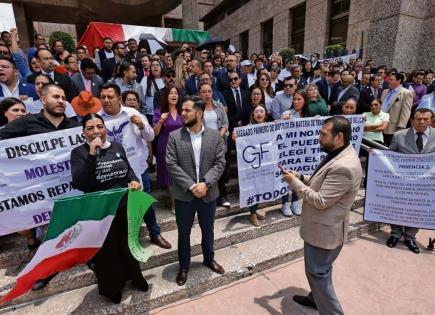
[
  {"x1": 217, "y1": 71, "x2": 249, "y2": 93},
  {"x1": 331, "y1": 85, "x2": 361, "y2": 115},
  {"x1": 316, "y1": 78, "x2": 338, "y2": 105},
  {"x1": 357, "y1": 86, "x2": 383, "y2": 114},
  {"x1": 222, "y1": 88, "x2": 251, "y2": 131},
  {"x1": 27, "y1": 71, "x2": 76, "y2": 102},
  {"x1": 101, "y1": 57, "x2": 117, "y2": 82},
  {"x1": 293, "y1": 76, "x2": 308, "y2": 89}
]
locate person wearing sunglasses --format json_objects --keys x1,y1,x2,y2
[{"x1": 270, "y1": 77, "x2": 297, "y2": 120}]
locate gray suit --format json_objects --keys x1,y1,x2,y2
[
  {"x1": 71, "y1": 72, "x2": 104, "y2": 97},
  {"x1": 166, "y1": 126, "x2": 226, "y2": 203},
  {"x1": 389, "y1": 127, "x2": 435, "y2": 240}
]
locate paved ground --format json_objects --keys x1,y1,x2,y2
[{"x1": 150, "y1": 229, "x2": 435, "y2": 315}]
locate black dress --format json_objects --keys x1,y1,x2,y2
[{"x1": 70, "y1": 141, "x2": 147, "y2": 300}]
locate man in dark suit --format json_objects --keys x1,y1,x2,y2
[
  {"x1": 166, "y1": 96, "x2": 226, "y2": 286},
  {"x1": 387, "y1": 108, "x2": 435, "y2": 254},
  {"x1": 184, "y1": 58, "x2": 203, "y2": 96},
  {"x1": 316, "y1": 71, "x2": 340, "y2": 106},
  {"x1": 95, "y1": 37, "x2": 114, "y2": 70},
  {"x1": 101, "y1": 41, "x2": 127, "y2": 82},
  {"x1": 330, "y1": 74, "x2": 360, "y2": 115},
  {"x1": 217, "y1": 54, "x2": 249, "y2": 92},
  {"x1": 291, "y1": 64, "x2": 308, "y2": 89},
  {"x1": 71, "y1": 58, "x2": 104, "y2": 97},
  {"x1": 0, "y1": 56, "x2": 37, "y2": 99},
  {"x1": 357, "y1": 75, "x2": 383, "y2": 114},
  {"x1": 27, "y1": 49, "x2": 75, "y2": 102}
]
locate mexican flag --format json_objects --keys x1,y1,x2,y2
[{"x1": 0, "y1": 188, "x2": 155, "y2": 304}]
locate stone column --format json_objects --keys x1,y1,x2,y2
[
  {"x1": 273, "y1": 11, "x2": 290, "y2": 52},
  {"x1": 248, "y1": 24, "x2": 262, "y2": 55},
  {"x1": 303, "y1": 0, "x2": 328, "y2": 56},
  {"x1": 182, "y1": 0, "x2": 199, "y2": 30},
  {"x1": 12, "y1": 2, "x2": 32, "y2": 50}
]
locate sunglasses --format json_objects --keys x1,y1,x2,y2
[
  {"x1": 165, "y1": 74, "x2": 175, "y2": 78},
  {"x1": 284, "y1": 84, "x2": 295, "y2": 88},
  {"x1": 229, "y1": 77, "x2": 239, "y2": 81}
]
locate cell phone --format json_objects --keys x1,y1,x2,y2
[{"x1": 277, "y1": 163, "x2": 286, "y2": 172}]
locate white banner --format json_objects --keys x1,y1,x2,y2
[
  {"x1": 0, "y1": 128, "x2": 84, "y2": 236},
  {"x1": 235, "y1": 115, "x2": 365, "y2": 208},
  {"x1": 364, "y1": 149, "x2": 435, "y2": 229},
  {"x1": 319, "y1": 53, "x2": 357, "y2": 64}
]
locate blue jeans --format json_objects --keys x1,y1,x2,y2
[{"x1": 141, "y1": 169, "x2": 161, "y2": 237}]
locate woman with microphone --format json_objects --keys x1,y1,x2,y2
[{"x1": 70, "y1": 113, "x2": 148, "y2": 304}]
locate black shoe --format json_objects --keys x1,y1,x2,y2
[
  {"x1": 176, "y1": 269, "x2": 188, "y2": 286},
  {"x1": 404, "y1": 239, "x2": 420, "y2": 254},
  {"x1": 106, "y1": 291, "x2": 122, "y2": 304},
  {"x1": 293, "y1": 295, "x2": 317, "y2": 310},
  {"x1": 203, "y1": 260, "x2": 225, "y2": 274},
  {"x1": 31, "y1": 273, "x2": 58, "y2": 291},
  {"x1": 387, "y1": 236, "x2": 400, "y2": 248},
  {"x1": 150, "y1": 235, "x2": 172, "y2": 249},
  {"x1": 133, "y1": 277, "x2": 149, "y2": 292}
]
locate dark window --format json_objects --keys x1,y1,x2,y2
[
  {"x1": 291, "y1": 3, "x2": 306, "y2": 54},
  {"x1": 329, "y1": 0, "x2": 350, "y2": 46},
  {"x1": 240, "y1": 30, "x2": 249, "y2": 59},
  {"x1": 204, "y1": 0, "x2": 252, "y2": 30},
  {"x1": 262, "y1": 19, "x2": 273, "y2": 56}
]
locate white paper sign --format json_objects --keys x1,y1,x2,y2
[
  {"x1": 235, "y1": 115, "x2": 364, "y2": 208},
  {"x1": 364, "y1": 149, "x2": 435, "y2": 229}
]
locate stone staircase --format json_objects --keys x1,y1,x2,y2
[{"x1": 0, "y1": 170, "x2": 382, "y2": 314}]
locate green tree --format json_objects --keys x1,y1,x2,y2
[
  {"x1": 49, "y1": 31, "x2": 75, "y2": 54},
  {"x1": 279, "y1": 48, "x2": 295, "y2": 61}
]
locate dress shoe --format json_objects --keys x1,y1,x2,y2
[
  {"x1": 404, "y1": 239, "x2": 420, "y2": 254},
  {"x1": 256, "y1": 212, "x2": 265, "y2": 220},
  {"x1": 293, "y1": 295, "x2": 317, "y2": 310},
  {"x1": 176, "y1": 269, "x2": 188, "y2": 286},
  {"x1": 31, "y1": 273, "x2": 58, "y2": 291},
  {"x1": 150, "y1": 234, "x2": 172, "y2": 249},
  {"x1": 203, "y1": 260, "x2": 225, "y2": 274},
  {"x1": 133, "y1": 277, "x2": 149, "y2": 292},
  {"x1": 386, "y1": 236, "x2": 400, "y2": 248},
  {"x1": 106, "y1": 291, "x2": 122, "y2": 304},
  {"x1": 250, "y1": 213, "x2": 260, "y2": 226}
]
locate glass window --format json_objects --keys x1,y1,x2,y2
[
  {"x1": 291, "y1": 4, "x2": 306, "y2": 54},
  {"x1": 262, "y1": 19, "x2": 273, "y2": 57},
  {"x1": 240, "y1": 30, "x2": 249, "y2": 58},
  {"x1": 329, "y1": 0, "x2": 350, "y2": 46}
]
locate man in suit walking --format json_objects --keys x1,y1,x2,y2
[
  {"x1": 166, "y1": 96, "x2": 226, "y2": 286},
  {"x1": 380, "y1": 72, "x2": 413, "y2": 146},
  {"x1": 71, "y1": 58, "x2": 103, "y2": 97},
  {"x1": 331, "y1": 74, "x2": 360, "y2": 115},
  {"x1": 386, "y1": 108, "x2": 435, "y2": 253},
  {"x1": 282, "y1": 116, "x2": 363, "y2": 314}
]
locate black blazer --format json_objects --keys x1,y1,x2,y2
[
  {"x1": 331, "y1": 85, "x2": 360, "y2": 115},
  {"x1": 27, "y1": 71, "x2": 76, "y2": 102},
  {"x1": 101, "y1": 57, "x2": 117, "y2": 82},
  {"x1": 357, "y1": 86, "x2": 383, "y2": 114},
  {"x1": 316, "y1": 77, "x2": 338, "y2": 105},
  {"x1": 222, "y1": 87, "x2": 251, "y2": 131},
  {"x1": 217, "y1": 71, "x2": 249, "y2": 93}
]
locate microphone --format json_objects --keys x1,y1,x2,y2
[{"x1": 94, "y1": 136, "x2": 102, "y2": 158}]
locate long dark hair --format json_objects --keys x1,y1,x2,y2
[
  {"x1": 0, "y1": 97, "x2": 25, "y2": 126},
  {"x1": 249, "y1": 85, "x2": 266, "y2": 107},
  {"x1": 145, "y1": 60, "x2": 163, "y2": 96},
  {"x1": 158, "y1": 86, "x2": 182, "y2": 114},
  {"x1": 255, "y1": 72, "x2": 274, "y2": 97},
  {"x1": 294, "y1": 90, "x2": 310, "y2": 118},
  {"x1": 81, "y1": 113, "x2": 105, "y2": 129}
]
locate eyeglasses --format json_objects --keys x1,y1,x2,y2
[
  {"x1": 165, "y1": 74, "x2": 175, "y2": 78},
  {"x1": 229, "y1": 77, "x2": 239, "y2": 81},
  {"x1": 0, "y1": 50, "x2": 9, "y2": 56},
  {"x1": 252, "y1": 92, "x2": 262, "y2": 96},
  {"x1": 284, "y1": 84, "x2": 295, "y2": 88}
]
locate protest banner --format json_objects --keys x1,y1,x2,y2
[
  {"x1": 364, "y1": 149, "x2": 435, "y2": 229},
  {"x1": 235, "y1": 115, "x2": 364, "y2": 208},
  {"x1": 319, "y1": 53, "x2": 358, "y2": 64}
]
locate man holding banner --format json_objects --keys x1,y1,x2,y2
[
  {"x1": 282, "y1": 116, "x2": 362, "y2": 314},
  {"x1": 386, "y1": 108, "x2": 435, "y2": 253}
]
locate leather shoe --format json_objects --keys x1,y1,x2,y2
[
  {"x1": 293, "y1": 295, "x2": 317, "y2": 310},
  {"x1": 150, "y1": 235, "x2": 172, "y2": 249},
  {"x1": 203, "y1": 260, "x2": 225, "y2": 274},
  {"x1": 404, "y1": 239, "x2": 420, "y2": 254},
  {"x1": 386, "y1": 236, "x2": 400, "y2": 248},
  {"x1": 176, "y1": 269, "x2": 188, "y2": 286},
  {"x1": 31, "y1": 273, "x2": 58, "y2": 291},
  {"x1": 106, "y1": 291, "x2": 122, "y2": 304},
  {"x1": 133, "y1": 277, "x2": 149, "y2": 292}
]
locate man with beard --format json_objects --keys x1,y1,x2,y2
[
  {"x1": 216, "y1": 53, "x2": 248, "y2": 92},
  {"x1": 0, "y1": 83, "x2": 79, "y2": 290},
  {"x1": 282, "y1": 116, "x2": 362, "y2": 314},
  {"x1": 166, "y1": 96, "x2": 226, "y2": 286}
]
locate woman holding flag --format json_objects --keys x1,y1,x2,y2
[{"x1": 70, "y1": 113, "x2": 148, "y2": 304}]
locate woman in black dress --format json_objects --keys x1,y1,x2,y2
[{"x1": 70, "y1": 113, "x2": 148, "y2": 304}]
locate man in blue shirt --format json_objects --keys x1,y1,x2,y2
[{"x1": 270, "y1": 77, "x2": 296, "y2": 120}]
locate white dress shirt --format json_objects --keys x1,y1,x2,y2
[
  {"x1": 187, "y1": 124, "x2": 205, "y2": 183},
  {"x1": 413, "y1": 127, "x2": 430, "y2": 147},
  {"x1": 0, "y1": 80, "x2": 19, "y2": 98}
]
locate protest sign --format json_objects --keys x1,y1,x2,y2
[
  {"x1": 235, "y1": 115, "x2": 364, "y2": 208},
  {"x1": 0, "y1": 127, "x2": 84, "y2": 236},
  {"x1": 364, "y1": 149, "x2": 435, "y2": 229},
  {"x1": 319, "y1": 54, "x2": 358, "y2": 64}
]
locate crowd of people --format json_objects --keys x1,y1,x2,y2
[{"x1": 0, "y1": 27, "x2": 434, "y2": 307}]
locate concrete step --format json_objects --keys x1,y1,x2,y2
[{"x1": 0, "y1": 209, "x2": 384, "y2": 315}]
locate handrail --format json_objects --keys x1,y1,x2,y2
[{"x1": 361, "y1": 137, "x2": 389, "y2": 151}]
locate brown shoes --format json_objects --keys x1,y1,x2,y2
[
  {"x1": 250, "y1": 213, "x2": 260, "y2": 226},
  {"x1": 150, "y1": 235, "x2": 172, "y2": 249},
  {"x1": 256, "y1": 212, "x2": 265, "y2": 220},
  {"x1": 203, "y1": 260, "x2": 225, "y2": 274}
]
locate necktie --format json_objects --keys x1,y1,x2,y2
[
  {"x1": 416, "y1": 132, "x2": 424, "y2": 152},
  {"x1": 235, "y1": 89, "x2": 242, "y2": 112}
]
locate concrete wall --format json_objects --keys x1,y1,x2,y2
[{"x1": 303, "y1": 0, "x2": 328, "y2": 56}]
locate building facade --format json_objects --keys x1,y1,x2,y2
[{"x1": 200, "y1": 0, "x2": 435, "y2": 71}]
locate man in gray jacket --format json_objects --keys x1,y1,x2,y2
[{"x1": 166, "y1": 96, "x2": 226, "y2": 286}]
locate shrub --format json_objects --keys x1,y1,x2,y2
[
  {"x1": 279, "y1": 48, "x2": 295, "y2": 62},
  {"x1": 49, "y1": 31, "x2": 75, "y2": 54}
]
